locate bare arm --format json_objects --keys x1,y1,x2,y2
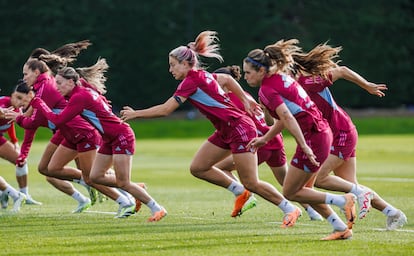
[
  {"x1": 216, "y1": 73, "x2": 260, "y2": 115},
  {"x1": 275, "y1": 104, "x2": 319, "y2": 167},
  {"x1": 330, "y1": 66, "x2": 387, "y2": 97},
  {"x1": 121, "y1": 97, "x2": 181, "y2": 121}
]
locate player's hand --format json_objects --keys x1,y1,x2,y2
[
  {"x1": 301, "y1": 144, "x2": 320, "y2": 167},
  {"x1": 365, "y1": 83, "x2": 387, "y2": 97},
  {"x1": 120, "y1": 106, "x2": 136, "y2": 122},
  {"x1": 4, "y1": 108, "x2": 20, "y2": 122},
  {"x1": 247, "y1": 137, "x2": 266, "y2": 152}
]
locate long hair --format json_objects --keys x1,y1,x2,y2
[
  {"x1": 169, "y1": 31, "x2": 223, "y2": 69},
  {"x1": 213, "y1": 65, "x2": 241, "y2": 81},
  {"x1": 244, "y1": 39, "x2": 301, "y2": 74},
  {"x1": 28, "y1": 40, "x2": 92, "y2": 75},
  {"x1": 58, "y1": 58, "x2": 109, "y2": 95},
  {"x1": 292, "y1": 42, "x2": 342, "y2": 80}
]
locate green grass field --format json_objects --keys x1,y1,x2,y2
[{"x1": 0, "y1": 135, "x2": 413, "y2": 255}]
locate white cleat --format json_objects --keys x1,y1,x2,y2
[
  {"x1": 357, "y1": 187, "x2": 374, "y2": 219},
  {"x1": 386, "y1": 210, "x2": 407, "y2": 230},
  {"x1": 11, "y1": 193, "x2": 26, "y2": 213}
]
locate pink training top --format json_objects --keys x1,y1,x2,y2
[
  {"x1": 16, "y1": 73, "x2": 99, "y2": 159},
  {"x1": 174, "y1": 70, "x2": 246, "y2": 130},
  {"x1": 297, "y1": 75, "x2": 355, "y2": 134},
  {"x1": 31, "y1": 79, "x2": 131, "y2": 140},
  {"x1": 0, "y1": 96, "x2": 18, "y2": 143},
  {"x1": 259, "y1": 73, "x2": 329, "y2": 133}
]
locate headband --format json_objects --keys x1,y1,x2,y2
[{"x1": 246, "y1": 57, "x2": 268, "y2": 69}]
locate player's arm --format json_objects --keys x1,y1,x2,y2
[
  {"x1": 121, "y1": 96, "x2": 182, "y2": 121},
  {"x1": 275, "y1": 103, "x2": 319, "y2": 167},
  {"x1": 216, "y1": 73, "x2": 260, "y2": 115},
  {"x1": 330, "y1": 66, "x2": 387, "y2": 97}
]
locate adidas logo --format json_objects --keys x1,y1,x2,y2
[{"x1": 237, "y1": 145, "x2": 245, "y2": 151}]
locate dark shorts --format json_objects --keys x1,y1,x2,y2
[
  {"x1": 61, "y1": 129, "x2": 102, "y2": 153},
  {"x1": 291, "y1": 128, "x2": 333, "y2": 173},
  {"x1": 98, "y1": 127, "x2": 135, "y2": 155},
  {"x1": 258, "y1": 147, "x2": 286, "y2": 167},
  {"x1": 331, "y1": 127, "x2": 357, "y2": 160},
  {"x1": 50, "y1": 130, "x2": 64, "y2": 145},
  {"x1": 208, "y1": 116, "x2": 257, "y2": 154}
]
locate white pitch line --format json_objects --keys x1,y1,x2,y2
[
  {"x1": 84, "y1": 210, "x2": 117, "y2": 215},
  {"x1": 360, "y1": 177, "x2": 414, "y2": 183},
  {"x1": 372, "y1": 228, "x2": 414, "y2": 233}
]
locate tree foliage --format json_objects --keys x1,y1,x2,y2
[{"x1": 0, "y1": 0, "x2": 412, "y2": 110}]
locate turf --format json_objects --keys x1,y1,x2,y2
[{"x1": 0, "y1": 135, "x2": 413, "y2": 255}]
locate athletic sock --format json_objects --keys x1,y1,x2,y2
[
  {"x1": 116, "y1": 194, "x2": 132, "y2": 207},
  {"x1": 277, "y1": 199, "x2": 297, "y2": 214},
  {"x1": 5, "y1": 185, "x2": 20, "y2": 200},
  {"x1": 146, "y1": 199, "x2": 162, "y2": 214},
  {"x1": 72, "y1": 190, "x2": 88, "y2": 203},
  {"x1": 227, "y1": 180, "x2": 245, "y2": 196},
  {"x1": 327, "y1": 212, "x2": 347, "y2": 231},
  {"x1": 350, "y1": 184, "x2": 364, "y2": 195},
  {"x1": 325, "y1": 193, "x2": 347, "y2": 207},
  {"x1": 382, "y1": 205, "x2": 399, "y2": 217},
  {"x1": 19, "y1": 186, "x2": 28, "y2": 196}
]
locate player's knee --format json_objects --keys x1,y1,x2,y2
[
  {"x1": 189, "y1": 164, "x2": 208, "y2": 178},
  {"x1": 89, "y1": 172, "x2": 100, "y2": 183},
  {"x1": 38, "y1": 165, "x2": 49, "y2": 176}
]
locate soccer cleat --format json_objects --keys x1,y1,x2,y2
[
  {"x1": 25, "y1": 195, "x2": 42, "y2": 205},
  {"x1": 231, "y1": 190, "x2": 252, "y2": 217},
  {"x1": 357, "y1": 187, "x2": 373, "y2": 219},
  {"x1": 1, "y1": 192, "x2": 9, "y2": 209},
  {"x1": 135, "y1": 183, "x2": 147, "y2": 213},
  {"x1": 147, "y1": 208, "x2": 167, "y2": 222},
  {"x1": 281, "y1": 207, "x2": 302, "y2": 228},
  {"x1": 115, "y1": 204, "x2": 136, "y2": 218},
  {"x1": 98, "y1": 192, "x2": 108, "y2": 203},
  {"x1": 72, "y1": 199, "x2": 92, "y2": 213},
  {"x1": 11, "y1": 192, "x2": 26, "y2": 213},
  {"x1": 321, "y1": 228, "x2": 352, "y2": 240},
  {"x1": 343, "y1": 193, "x2": 357, "y2": 229},
  {"x1": 386, "y1": 210, "x2": 407, "y2": 230},
  {"x1": 240, "y1": 194, "x2": 258, "y2": 215},
  {"x1": 86, "y1": 186, "x2": 99, "y2": 205}
]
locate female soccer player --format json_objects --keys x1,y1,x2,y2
[
  {"x1": 291, "y1": 41, "x2": 407, "y2": 230},
  {"x1": 0, "y1": 95, "x2": 41, "y2": 207},
  {"x1": 243, "y1": 40, "x2": 356, "y2": 240},
  {"x1": 28, "y1": 59, "x2": 166, "y2": 222},
  {"x1": 213, "y1": 65, "x2": 323, "y2": 221},
  {"x1": 120, "y1": 31, "x2": 302, "y2": 224},
  {"x1": 7, "y1": 78, "x2": 135, "y2": 216},
  {"x1": 6, "y1": 41, "x2": 99, "y2": 211}
]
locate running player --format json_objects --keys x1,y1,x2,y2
[
  {"x1": 29, "y1": 59, "x2": 166, "y2": 221},
  {"x1": 120, "y1": 31, "x2": 302, "y2": 223},
  {"x1": 291, "y1": 41, "x2": 407, "y2": 230},
  {"x1": 243, "y1": 40, "x2": 356, "y2": 240}
]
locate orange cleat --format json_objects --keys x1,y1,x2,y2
[
  {"x1": 231, "y1": 190, "x2": 252, "y2": 217},
  {"x1": 281, "y1": 207, "x2": 302, "y2": 228}
]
